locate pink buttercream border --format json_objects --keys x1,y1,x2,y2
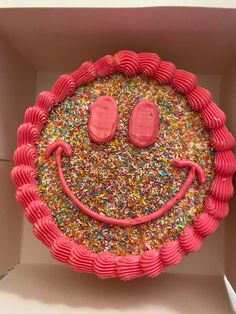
[{"x1": 11, "y1": 50, "x2": 236, "y2": 280}]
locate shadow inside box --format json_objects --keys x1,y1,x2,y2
[{"x1": 0, "y1": 263, "x2": 232, "y2": 314}]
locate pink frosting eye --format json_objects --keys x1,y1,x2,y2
[
  {"x1": 88, "y1": 96, "x2": 118, "y2": 144},
  {"x1": 128, "y1": 100, "x2": 159, "y2": 148}
]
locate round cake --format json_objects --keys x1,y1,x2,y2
[{"x1": 12, "y1": 51, "x2": 236, "y2": 280}]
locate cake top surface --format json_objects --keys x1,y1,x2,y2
[{"x1": 12, "y1": 51, "x2": 235, "y2": 280}]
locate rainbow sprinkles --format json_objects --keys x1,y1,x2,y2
[{"x1": 12, "y1": 51, "x2": 236, "y2": 280}]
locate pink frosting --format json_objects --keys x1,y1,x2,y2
[
  {"x1": 51, "y1": 74, "x2": 76, "y2": 102},
  {"x1": 194, "y1": 212, "x2": 219, "y2": 237},
  {"x1": 16, "y1": 183, "x2": 40, "y2": 208},
  {"x1": 153, "y1": 61, "x2": 176, "y2": 84},
  {"x1": 114, "y1": 50, "x2": 140, "y2": 77},
  {"x1": 173, "y1": 159, "x2": 206, "y2": 183},
  {"x1": 24, "y1": 107, "x2": 48, "y2": 132},
  {"x1": 140, "y1": 249, "x2": 164, "y2": 277},
  {"x1": 94, "y1": 55, "x2": 115, "y2": 77},
  {"x1": 179, "y1": 226, "x2": 203, "y2": 253},
  {"x1": 128, "y1": 100, "x2": 159, "y2": 148},
  {"x1": 160, "y1": 241, "x2": 184, "y2": 266},
  {"x1": 49, "y1": 141, "x2": 206, "y2": 227},
  {"x1": 25, "y1": 200, "x2": 52, "y2": 223},
  {"x1": 71, "y1": 61, "x2": 97, "y2": 86},
  {"x1": 11, "y1": 165, "x2": 37, "y2": 187},
  {"x1": 205, "y1": 196, "x2": 229, "y2": 219},
  {"x1": 186, "y1": 86, "x2": 212, "y2": 111},
  {"x1": 11, "y1": 50, "x2": 236, "y2": 281},
  {"x1": 13, "y1": 145, "x2": 38, "y2": 167},
  {"x1": 33, "y1": 217, "x2": 63, "y2": 247},
  {"x1": 201, "y1": 102, "x2": 226, "y2": 129},
  {"x1": 212, "y1": 126, "x2": 235, "y2": 151},
  {"x1": 93, "y1": 252, "x2": 120, "y2": 279},
  {"x1": 173, "y1": 69, "x2": 197, "y2": 94},
  {"x1": 116, "y1": 255, "x2": 142, "y2": 281},
  {"x1": 17, "y1": 123, "x2": 39, "y2": 146},
  {"x1": 51, "y1": 236, "x2": 75, "y2": 263},
  {"x1": 215, "y1": 151, "x2": 236, "y2": 176},
  {"x1": 138, "y1": 52, "x2": 161, "y2": 77},
  {"x1": 69, "y1": 245, "x2": 95, "y2": 273},
  {"x1": 211, "y1": 175, "x2": 234, "y2": 202},
  {"x1": 88, "y1": 96, "x2": 118, "y2": 144},
  {"x1": 36, "y1": 91, "x2": 56, "y2": 112},
  {"x1": 45, "y1": 140, "x2": 72, "y2": 159}
]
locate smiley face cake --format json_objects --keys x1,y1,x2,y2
[{"x1": 12, "y1": 51, "x2": 236, "y2": 280}]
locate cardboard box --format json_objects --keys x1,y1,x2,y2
[{"x1": 0, "y1": 6, "x2": 235, "y2": 314}]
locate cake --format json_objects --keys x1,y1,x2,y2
[{"x1": 12, "y1": 50, "x2": 236, "y2": 280}]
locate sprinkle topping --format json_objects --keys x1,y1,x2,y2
[{"x1": 36, "y1": 73, "x2": 215, "y2": 255}]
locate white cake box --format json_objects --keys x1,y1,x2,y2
[{"x1": 0, "y1": 3, "x2": 235, "y2": 314}]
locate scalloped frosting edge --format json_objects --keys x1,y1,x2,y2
[{"x1": 11, "y1": 50, "x2": 236, "y2": 280}]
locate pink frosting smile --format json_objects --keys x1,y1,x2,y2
[{"x1": 46, "y1": 141, "x2": 206, "y2": 227}]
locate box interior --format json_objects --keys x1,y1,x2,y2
[
  {"x1": 2, "y1": 0, "x2": 236, "y2": 9},
  {"x1": 0, "y1": 7, "x2": 235, "y2": 314}
]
